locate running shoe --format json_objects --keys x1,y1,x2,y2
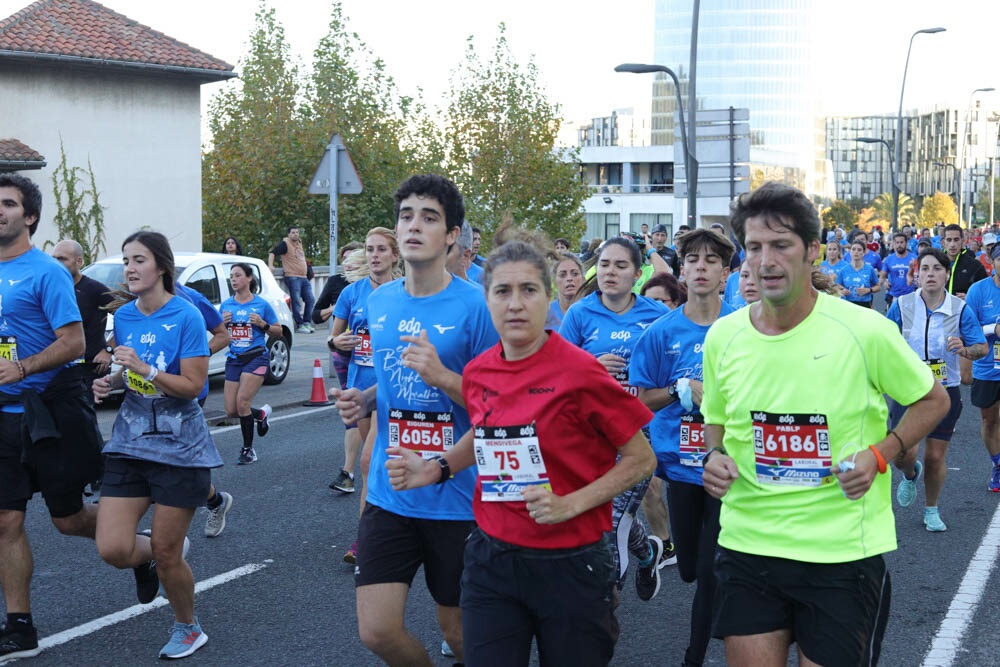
[
  {"x1": 296, "y1": 324, "x2": 311, "y2": 334},
  {"x1": 203, "y1": 491, "x2": 234, "y2": 538},
  {"x1": 133, "y1": 554, "x2": 160, "y2": 605},
  {"x1": 896, "y1": 460, "x2": 922, "y2": 508},
  {"x1": 329, "y1": 469, "x2": 355, "y2": 493},
  {"x1": 238, "y1": 447, "x2": 258, "y2": 465},
  {"x1": 306, "y1": 323, "x2": 316, "y2": 333},
  {"x1": 343, "y1": 540, "x2": 358, "y2": 564},
  {"x1": 657, "y1": 538, "x2": 678, "y2": 568},
  {"x1": 441, "y1": 640, "x2": 455, "y2": 657},
  {"x1": 159, "y1": 618, "x2": 207, "y2": 659},
  {"x1": 924, "y1": 507, "x2": 947, "y2": 532},
  {"x1": 991, "y1": 464, "x2": 1000, "y2": 493},
  {"x1": 635, "y1": 535, "x2": 664, "y2": 602},
  {"x1": 256, "y1": 404, "x2": 271, "y2": 437},
  {"x1": 0, "y1": 622, "x2": 40, "y2": 661},
  {"x1": 137, "y1": 530, "x2": 191, "y2": 601}
]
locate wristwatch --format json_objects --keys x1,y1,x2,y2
[
  {"x1": 104, "y1": 345, "x2": 114, "y2": 354},
  {"x1": 667, "y1": 382, "x2": 678, "y2": 397}
]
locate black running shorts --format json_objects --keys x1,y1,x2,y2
[
  {"x1": 100, "y1": 456, "x2": 210, "y2": 509},
  {"x1": 971, "y1": 378, "x2": 1000, "y2": 409},
  {"x1": 354, "y1": 503, "x2": 474, "y2": 607},
  {"x1": 713, "y1": 547, "x2": 891, "y2": 667}
]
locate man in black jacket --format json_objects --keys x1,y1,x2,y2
[{"x1": 943, "y1": 223, "x2": 987, "y2": 299}]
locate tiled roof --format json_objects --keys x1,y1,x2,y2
[
  {"x1": 0, "y1": 139, "x2": 45, "y2": 165},
  {"x1": 0, "y1": 0, "x2": 235, "y2": 80}
]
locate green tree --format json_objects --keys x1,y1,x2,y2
[
  {"x1": 920, "y1": 191, "x2": 959, "y2": 227},
  {"x1": 871, "y1": 192, "x2": 917, "y2": 228},
  {"x1": 48, "y1": 138, "x2": 106, "y2": 264},
  {"x1": 202, "y1": 3, "x2": 319, "y2": 260},
  {"x1": 304, "y1": 2, "x2": 444, "y2": 250},
  {"x1": 442, "y1": 25, "x2": 587, "y2": 249},
  {"x1": 821, "y1": 200, "x2": 856, "y2": 230},
  {"x1": 974, "y1": 177, "x2": 1000, "y2": 225}
]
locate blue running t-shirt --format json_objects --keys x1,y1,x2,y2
[
  {"x1": 560, "y1": 292, "x2": 668, "y2": 395},
  {"x1": 629, "y1": 302, "x2": 735, "y2": 484},
  {"x1": 366, "y1": 277, "x2": 498, "y2": 520},
  {"x1": 966, "y1": 277, "x2": 1000, "y2": 381},
  {"x1": 333, "y1": 278, "x2": 377, "y2": 391}
]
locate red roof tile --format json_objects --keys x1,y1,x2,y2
[
  {"x1": 0, "y1": 139, "x2": 45, "y2": 164},
  {"x1": 0, "y1": 0, "x2": 234, "y2": 79}
]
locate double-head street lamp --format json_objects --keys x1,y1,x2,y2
[
  {"x1": 895, "y1": 27, "x2": 946, "y2": 233},
  {"x1": 856, "y1": 138, "x2": 899, "y2": 216},
  {"x1": 933, "y1": 161, "x2": 960, "y2": 208},
  {"x1": 615, "y1": 63, "x2": 697, "y2": 227}
]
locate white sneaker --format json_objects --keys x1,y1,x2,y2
[{"x1": 204, "y1": 491, "x2": 234, "y2": 538}]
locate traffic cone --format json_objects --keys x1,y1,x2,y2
[{"x1": 303, "y1": 358, "x2": 333, "y2": 406}]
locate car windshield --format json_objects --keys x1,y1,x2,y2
[{"x1": 81, "y1": 262, "x2": 188, "y2": 289}]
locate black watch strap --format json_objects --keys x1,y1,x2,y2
[
  {"x1": 104, "y1": 345, "x2": 114, "y2": 354},
  {"x1": 435, "y1": 456, "x2": 451, "y2": 484}
]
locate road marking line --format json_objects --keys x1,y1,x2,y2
[
  {"x1": 922, "y1": 500, "x2": 1000, "y2": 667},
  {"x1": 209, "y1": 405, "x2": 335, "y2": 435},
  {"x1": 34, "y1": 562, "x2": 267, "y2": 654}
]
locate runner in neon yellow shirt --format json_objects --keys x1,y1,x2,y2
[{"x1": 700, "y1": 182, "x2": 949, "y2": 667}]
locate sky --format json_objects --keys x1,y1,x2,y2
[{"x1": 1, "y1": 0, "x2": 996, "y2": 136}]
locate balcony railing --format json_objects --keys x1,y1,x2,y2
[{"x1": 586, "y1": 183, "x2": 674, "y2": 194}]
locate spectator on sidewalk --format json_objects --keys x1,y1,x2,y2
[{"x1": 268, "y1": 224, "x2": 315, "y2": 334}]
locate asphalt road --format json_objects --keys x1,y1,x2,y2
[{"x1": 11, "y1": 311, "x2": 1000, "y2": 666}]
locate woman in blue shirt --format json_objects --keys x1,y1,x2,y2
[
  {"x1": 560, "y1": 236, "x2": 670, "y2": 601},
  {"x1": 93, "y1": 231, "x2": 222, "y2": 660},
  {"x1": 837, "y1": 240, "x2": 881, "y2": 307},
  {"x1": 220, "y1": 262, "x2": 280, "y2": 465}
]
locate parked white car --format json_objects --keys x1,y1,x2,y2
[{"x1": 82, "y1": 252, "x2": 295, "y2": 384}]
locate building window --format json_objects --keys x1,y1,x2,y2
[
  {"x1": 585, "y1": 213, "x2": 621, "y2": 240},
  {"x1": 630, "y1": 213, "x2": 672, "y2": 235}
]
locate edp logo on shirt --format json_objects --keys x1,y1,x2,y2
[{"x1": 398, "y1": 317, "x2": 422, "y2": 335}]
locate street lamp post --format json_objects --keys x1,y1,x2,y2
[
  {"x1": 857, "y1": 137, "x2": 899, "y2": 222},
  {"x1": 615, "y1": 63, "x2": 698, "y2": 227},
  {"x1": 896, "y1": 27, "x2": 946, "y2": 233},
  {"x1": 933, "y1": 161, "x2": 959, "y2": 209},
  {"x1": 959, "y1": 87, "x2": 995, "y2": 226}
]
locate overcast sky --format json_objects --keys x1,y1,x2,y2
[{"x1": 2, "y1": 0, "x2": 995, "y2": 130}]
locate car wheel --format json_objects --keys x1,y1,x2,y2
[{"x1": 265, "y1": 334, "x2": 291, "y2": 385}]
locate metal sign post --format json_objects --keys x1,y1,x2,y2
[{"x1": 309, "y1": 133, "x2": 362, "y2": 275}]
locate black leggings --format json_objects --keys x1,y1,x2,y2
[{"x1": 666, "y1": 479, "x2": 721, "y2": 667}]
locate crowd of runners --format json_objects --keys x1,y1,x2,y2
[{"x1": 2, "y1": 168, "x2": 1000, "y2": 665}]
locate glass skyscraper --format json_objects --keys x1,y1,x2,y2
[{"x1": 652, "y1": 0, "x2": 825, "y2": 193}]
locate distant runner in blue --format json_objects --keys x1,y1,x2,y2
[
  {"x1": 220, "y1": 262, "x2": 280, "y2": 465},
  {"x1": 837, "y1": 240, "x2": 881, "y2": 307},
  {"x1": 881, "y1": 232, "x2": 917, "y2": 307}
]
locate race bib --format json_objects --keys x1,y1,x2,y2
[
  {"x1": 126, "y1": 369, "x2": 161, "y2": 398},
  {"x1": 0, "y1": 335, "x2": 18, "y2": 362},
  {"x1": 752, "y1": 411, "x2": 833, "y2": 487},
  {"x1": 613, "y1": 367, "x2": 638, "y2": 396},
  {"x1": 387, "y1": 408, "x2": 453, "y2": 459},
  {"x1": 927, "y1": 358, "x2": 947, "y2": 385},
  {"x1": 678, "y1": 413, "x2": 706, "y2": 467},
  {"x1": 230, "y1": 322, "x2": 253, "y2": 344},
  {"x1": 354, "y1": 326, "x2": 373, "y2": 367},
  {"x1": 474, "y1": 423, "x2": 552, "y2": 501},
  {"x1": 994, "y1": 341, "x2": 1000, "y2": 369}
]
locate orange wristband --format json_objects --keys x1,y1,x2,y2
[{"x1": 868, "y1": 445, "x2": 887, "y2": 474}]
